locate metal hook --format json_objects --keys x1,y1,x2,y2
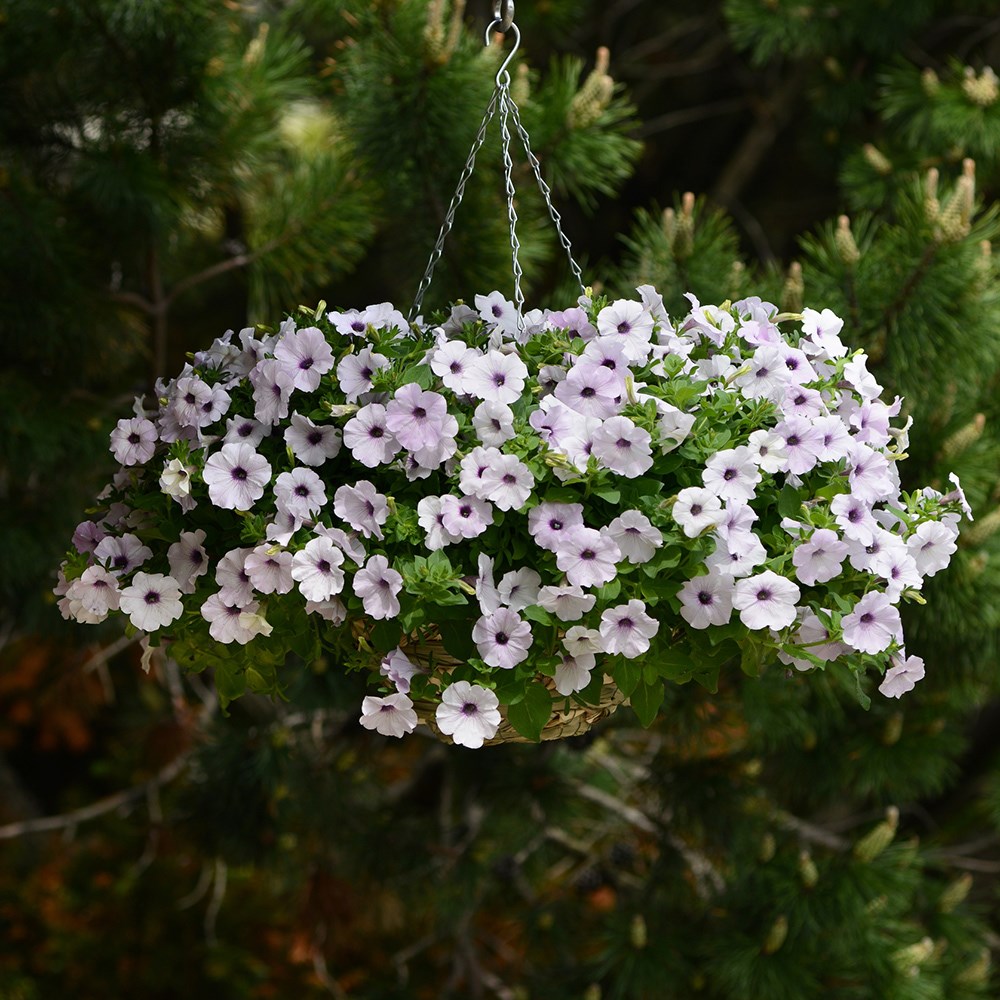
[
  {"x1": 485, "y1": 18, "x2": 520, "y2": 87},
  {"x1": 492, "y1": 0, "x2": 514, "y2": 32}
]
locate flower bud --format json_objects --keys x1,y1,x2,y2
[
  {"x1": 939, "y1": 413, "x2": 985, "y2": 460},
  {"x1": 853, "y1": 806, "x2": 899, "y2": 862},
  {"x1": 955, "y1": 948, "x2": 991, "y2": 986},
  {"x1": 891, "y1": 936, "x2": 934, "y2": 974},
  {"x1": 921, "y1": 68, "x2": 940, "y2": 96},
  {"x1": 881, "y1": 711, "x2": 904, "y2": 747},
  {"x1": 939, "y1": 872, "x2": 973, "y2": 913},
  {"x1": 798, "y1": 850, "x2": 819, "y2": 889},
  {"x1": 568, "y1": 48, "x2": 615, "y2": 128},
  {"x1": 511, "y1": 62, "x2": 530, "y2": 106},
  {"x1": 924, "y1": 167, "x2": 940, "y2": 224},
  {"x1": 761, "y1": 915, "x2": 788, "y2": 955},
  {"x1": 962, "y1": 66, "x2": 999, "y2": 108},
  {"x1": 630, "y1": 914, "x2": 648, "y2": 949},
  {"x1": 758, "y1": 832, "x2": 776, "y2": 863},
  {"x1": 673, "y1": 192, "x2": 695, "y2": 258},
  {"x1": 863, "y1": 143, "x2": 893, "y2": 176},
  {"x1": 781, "y1": 262, "x2": 804, "y2": 314},
  {"x1": 835, "y1": 215, "x2": 861, "y2": 265},
  {"x1": 960, "y1": 506, "x2": 1000, "y2": 547}
]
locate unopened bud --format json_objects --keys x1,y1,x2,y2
[
  {"x1": 762, "y1": 915, "x2": 789, "y2": 955},
  {"x1": 444, "y1": 0, "x2": 467, "y2": 61},
  {"x1": 423, "y1": 0, "x2": 446, "y2": 59},
  {"x1": 781, "y1": 262, "x2": 804, "y2": 313},
  {"x1": 960, "y1": 506, "x2": 1000, "y2": 547},
  {"x1": 935, "y1": 159, "x2": 976, "y2": 242},
  {"x1": 891, "y1": 936, "x2": 935, "y2": 973},
  {"x1": 882, "y1": 711, "x2": 904, "y2": 746},
  {"x1": 863, "y1": 143, "x2": 893, "y2": 176},
  {"x1": 630, "y1": 914, "x2": 648, "y2": 949},
  {"x1": 854, "y1": 806, "x2": 899, "y2": 862},
  {"x1": 823, "y1": 56, "x2": 844, "y2": 81},
  {"x1": 584, "y1": 986, "x2": 603, "y2": 1000},
  {"x1": 511, "y1": 62, "x2": 530, "y2": 106},
  {"x1": 924, "y1": 167, "x2": 940, "y2": 223},
  {"x1": 939, "y1": 413, "x2": 986, "y2": 460},
  {"x1": 759, "y1": 832, "x2": 776, "y2": 863},
  {"x1": 939, "y1": 872, "x2": 973, "y2": 913},
  {"x1": 835, "y1": 215, "x2": 860, "y2": 265},
  {"x1": 955, "y1": 948, "x2": 991, "y2": 986},
  {"x1": 568, "y1": 47, "x2": 615, "y2": 128},
  {"x1": 798, "y1": 850, "x2": 819, "y2": 889},
  {"x1": 921, "y1": 67, "x2": 940, "y2": 96},
  {"x1": 962, "y1": 66, "x2": 999, "y2": 108},
  {"x1": 673, "y1": 193, "x2": 695, "y2": 259},
  {"x1": 729, "y1": 260, "x2": 746, "y2": 299},
  {"x1": 244, "y1": 23, "x2": 269, "y2": 65}
]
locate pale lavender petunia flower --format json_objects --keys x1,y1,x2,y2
[
  {"x1": 656, "y1": 402, "x2": 697, "y2": 453},
  {"x1": 336, "y1": 346, "x2": 391, "y2": 402},
  {"x1": 417, "y1": 496, "x2": 462, "y2": 550},
  {"x1": 435, "y1": 681, "x2": 502, "y2": 749},
  {"x1": 810, "y1": 415, "x2": 852, "y2": 463},
  {"x1": 792, "y1": 528, "x2": 849, "y2": 586},
  {"x1": 732, "y1": 570, "x2": 800, "y2": 630},
  {"x1": 119, "y1": 572, "x2": 184, "y2": 631},
  {"x1": 774, "y1": 416, "x2": 824, "y2": 475},
  {"x1": 702, "y1": 446, "x2": 762, "y2": 503},
  {"x1": 440, "y1": 494, "x2": 494, "y2": 538},
  {"x1": 591, "y1": 416, "x2": 654, "y2": 478},
  {"x1": 313, "y1": 525, "x2": 367, "y2": 565},
  {"x1": 547, "y1": 305, "x2": 597, "y2": 341},
  {"x1": 291, "y1": 537, "x2": 345, "y2": 601},
  {"x1": 110, "y1": 417, "x2": 157, "y2": 466},
  {"x1": 672, "y1": 487, "x2": 723, "y2": 538},
  {"x1": 385, "y1": 384, "x2": 451, "y2": 452},
  {"x1": 843, "y1": 355, "x2": 883, "y2": 399},
  {"x1": 73, "y1": 520, "x2": 106, "y2": 555},
  {"x1": 678, "y1": 573, "x2": 735, "y2": 630},
  {"x1": 360, "y1": 693, "x2": 418, "y2": 738},
  {"x1": 64, "y1": 566, "x2": 121, "y2": 622},
  {"x1": 781, "y1": 384, "x2": 825, "y2": 420},
  {"x1": 334, "y1": 481, "x2": 389, "y2": 539},
  {"x1": 555, "y1": 526, "x2": 621, "y2": 588},
  {"x1": 304, "y1": 597, "x2": 347, "y2": 624},
  {"x1": 284, "y1": 412, "x2": 341, "y2": 466},
  {"x1": 473, "y1": 608, "x2": 533, "y2": 669},
  {"x1": 564, "y1": 625, "x2": 603, "y2": 657},
  {"x1": 841, "y1": 591, "x2": 901, "y2": 654},
  {"x1": 167, "y1": 529, "x2": 209, "y2": 594},
  {"x1": 606, "y1": 510, "x2": 662, "y2": 564},
  {"x1": 432, "y1": 340, "x2": 482, "y2": 392},
  {"x1": 480, "y1": 453, "x2": 534, "y2": 511},
  {"x1": 846, "y1": 441, "x2": 896, "y2": 504},
  {"x1": 497, "y1": 568, "x2": 542, "y2": 611},
  {"x1": 596, "y1": 299, "x2": 655, "y2": 362},
  {"x1": 201, "y1": 593, "x2": 268, "y2": 645},
  {"x1": 527, "y1": 502, "x2": 585, "y2": 552},
  {"x1": 265, "y1": 510, "x2": 303, "y2": 547},
  {"x1": 537, "y1": 584, "x2": 596, "y2": 622},
  {"x1": 244, "y1": 544, "x2": 295, "y2": 595},
  {"x1": 274, "y1": 467, "x2": 327, "y2": 521},
  {"x1": 224, "y1": 415, "x2": 268, "y2": 448},
  {"x1": 95, "y1": 533, "x2": 153, "y2": 577},
  {"x1": 553, "y1": 362, "x2": 621, "y2": 419},
  {"x1": 475, "y1": 290, "x2": 520, "y2": 338},
  {"x1": 203, "y1": 442, "x2": 272, "y2": 510},
  {"x1": 830, "y1": 493, "x2": 878, "y2": 546},
  {"x1": 170, "y1": 376, "x2": 216, "y2": 429},
  {"x1": 353, "y1": 554, "x2": 404, "y2": 620},
  {"x1": 553, "y1": 652, "x2": 596, "y2": 695},
  {"x1": 343, "y1": 403, "x2": 400, "y2": 468},
  {"x1": 599, "y1": 599, "x2": 659, "y2": 658},
  {"x1": 706, "y1": 532, "x2": 768, "y2": 578},
  {"x1": 735, "y1": 345, "x2": 792, "y2": 401},
  {"x1": 878, "y1": 653, "x2": 926, "y2": 698},
  {"x1": 475, "y1": 553, "x2": 502, "y2": 614},
  {"x1": 472, "y1": 400, "x2": 516, "y2": 447},
  {"x1": 906, "y1": 521, "x2": 958, "y2": 577},
  {"x1": 249, "y1": 359, "x2": 294, "y2": 426},
  {"x1": 460, "y1": 446, "x2": 504, "y2": 499},
  {"x1": 462, "y1": 350, "x2": 528, "y2": 403},
  {"x1": 946, "y1": 472, "x2": 975, "y2": 521},
  {"x1": 274, "y1": 326, "x2": 334, "y2": 393},
  {"x1": 380, "y1": 648, "x2": 422, "y2": 694},
  {"x1": 746, "y1": 428, "x2": 789, "y2": 473},
  {"x1": 800, "y1": 308, "x2": 847, "y2": 358},
  {"x1": 215, "y1": 547, "x2": 256, "y2": 604}
]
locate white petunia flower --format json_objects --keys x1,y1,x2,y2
[
  {"x1": 435, "y1": 681, "x2": 502, "y2": 748},
  {"x1": 599, "y1": 600, "x2": 659, "y2": 658},
  {"x1": 359, "y1": 694, "x2": 418, "y2": 738},
  {"x1": 119, "y1": 572, "x2": 184, "y2": 631}
]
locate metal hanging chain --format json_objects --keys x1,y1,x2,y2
[
  {"x1": 409, "y1": 88, "x2": 501, "y2": 323},
  {"x1": 409, "y1": 6, "x2": 586, "y2": 323}
]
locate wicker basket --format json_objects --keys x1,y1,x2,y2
[{"x1": 399, "y1": 636, "x2": 626, "y2": 746}]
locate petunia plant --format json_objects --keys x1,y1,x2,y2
[{"x1": 57, "y1": 288, "x2": 972, "y2": 747}]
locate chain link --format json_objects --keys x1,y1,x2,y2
[{"x1": 409, "y1": 18, "x2": 586, "y2": 325}]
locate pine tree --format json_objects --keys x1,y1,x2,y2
[{"x1": 2, "y1": 1, "x2": 1000, "y2": 998}]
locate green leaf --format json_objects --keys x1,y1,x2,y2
[
  {"x1": 778, "y1": 483, "x2": 806, "y2": 519},
  {"x1": 522, "y1": 604, "x2": 554, "y2": 627},
  {"x1": 740, "y1": 638, "x2": 768, "y2": 678},
  {"x1": 370, "y1": 619, "x2": 404, "y2": 654},
  {"x1": 611, "y1": 657, "x2": 642, "y2": 698},
  {"x1": 630, "y1": 677, "x2": 665, "y2": 727},
  {"x1": 594, "y1": 487, "x2": 621, "y2": 503},
  {"x1": 214, "y1": 660, "x2": 247, "y2": 709},
  {"x1": 398, "y1": 363, "x2": 434, "y2": 388},
  {"x1": 438, "y1": 619, "x2": 477, "y2": 662},
  {"x1": 505, "y1": 682, "x2": 553, "y2": 742}
]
